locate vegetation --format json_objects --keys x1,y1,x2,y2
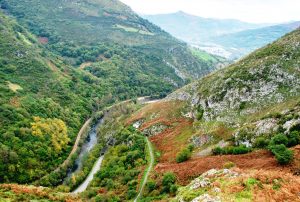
[
  {"x1": 0, "y1": 0, "x2": 219, "y2": 184},
  {"x1": 212, "y1": 145, "x2": 252, "y2": 155},
  {"x1": 162, "y1": 172, "x2": 177, "y2": 194},
  {"x1": 83, "y1": 127, "x2": 147, "y2": 201},
  {"x1": 176, "y1": 145, "x2": 193, "y2": 163}
]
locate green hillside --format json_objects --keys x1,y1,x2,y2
[
  {"x1": 0, "y1": 0, "x2": 220, "y2": 86},
  {"x1": 0, "y1": 12, "x2": 110, "y2": 183},
  {"x1": 0, "y1": 0, "x2": 224, "y2": 184}
]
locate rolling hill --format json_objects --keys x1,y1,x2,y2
[
  {"x1": 1, "y1": 0, "x2": 221, "y2": 87},
  {"x1": 144, "y1": 11, "x2": 300, "y2": 59},
  {"x1": 143, "y1": 11, "x2": 263, "y2": 44}
]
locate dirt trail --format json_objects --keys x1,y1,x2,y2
[
  {"x1": 54, "y1": 118, "x2": 92, "y2": 172},
  {"x1": 134, "y1": 137, "x2": 154, "y2": 202}
]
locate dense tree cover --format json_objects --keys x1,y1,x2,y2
[
  {"x1": 84, "y1": 127, "x2": 147, "y2": 201},
  {"x1": 31, "y1": 117, "x2": 69, "y2": 153},
  {"x1": 0, "y1": 0, "x2": 217, "y2": 83},
  {"x1": 0, "y1": 0, "x2": 218, "y2": 186}
]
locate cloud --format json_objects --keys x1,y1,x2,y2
[{"x1": 120, "y1": 0, "x2": 300, "y2": 23}]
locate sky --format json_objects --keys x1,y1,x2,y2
[{"x1": 120, "y1": 0, "x2": 300, "y2": 24}]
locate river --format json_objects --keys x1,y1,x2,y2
[
  {"x1": 68, "y1": 97, "x2": 160, "y2": 194},
  {"x1": 64, "y1": 118, "x2": 104, "y2": 193}
]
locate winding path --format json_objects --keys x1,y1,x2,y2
[
  {"x1": 73, "y1": 156, "x2": 104, "y2": 194},
  {"x1": 134, "y1": 137, "x2": 154, "y2": 202},
  {"x1": 55, "y1": 118, "x2": 92, "y2": 172}
]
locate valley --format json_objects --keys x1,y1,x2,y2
[{"x1": 0, "y1": 0, "x2": 300, "y2": 201}]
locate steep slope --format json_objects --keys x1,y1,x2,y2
[
  {"x1": 125, "y1": 28, "x2": 300, "y2": 200},
  {"x1": 0, "y1": 12, "x2": 112, "y2": 183},
  {"x1": 0, "y1": 0, "x2": 219, "y2": 90}
]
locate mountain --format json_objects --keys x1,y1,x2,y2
[
  {"x1": 143, "y1": 11, "x2": 264, "y2": 44},
  {"x1": 209, "y1": 21, "x2": 300, "y2": 58},
  {"x1": 123, "y1": 28, "x2": 300, "y2": 200},
  {"x1": 1, "y1": 0, "x2": 221, "y2": 87},
  {"x1": 0, "y1": 0, "x2": 225, "y2": 184},
  {"x1": 144, "y1": 11, "x2": 300, "y2": 59}
]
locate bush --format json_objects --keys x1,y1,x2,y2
[
  {"x1": 146, "y1": 181, "x2": 157, "y2": 192},
  {"x1": 162, "y1": 172, "x2": 176, "y2": 193},
  {"x1": 187, "y1": 144, "x2": 195, "y2": 152},
  {"x1": 169, "y1": 184, "x2": 178, "y2": 194},
  {"x1": 269, "y1": 144, "x2": 286, "y2": 155},
  {"x1": 270, "y1": 134, "x2": 288, "y2": 146},
  {"x1": 274, "y1": 148, "x2": 294, "y2": 165},
  {"x1": 253, "y1": 137, "x2": 269, "y2": 148},
  {"x1": 287, "y1": 131, "x2": 300, "y2": 147},
  {"x1": 176, "y1": 148, "x2": 191, "y2": 163},
  {"x1": 126, "y1": 189, "x2": 137, "y2": 199},
  {"x1": 232, "y1": 145, "x2": 251, "y2": 154},
  {"x1": 212, "y1": 145, "x2": 251, "y2": 155},
  {"x1": 269, "y1": 144, "x2": 294, "y2": 165},
  {"x1": 212, "y1": 146, "x2": 223, "y2": 155},
  {"x1": 223, "y1": 161, "x2": 235, "y2": 169}
]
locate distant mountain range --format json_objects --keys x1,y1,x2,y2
[{"x1": 143, "y1": 11, "x2": 300, "y2": 59}]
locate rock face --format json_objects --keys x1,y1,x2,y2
[
  {"x1": 142, "y1": 124, "x2": 168, "y2": 136},
  {"x1": 175, "y1": 169, "x2": 240, "y2": 202},
  {"x1": 165, "y1": 29, "x2": 300, "y2": 124},
  {"x1": 191, "y1": 194, "x2": 221, "y2": 202},
  {"x1": 283, "y1": 119, "x2": 300, "y2": 133}
]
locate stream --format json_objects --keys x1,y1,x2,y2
[
  {"x1": 67, "y1": 97, "x2": 160, "y2": 194},
  {"x1": 64, "y1": 118, "x2": 104, "y2": 193}
]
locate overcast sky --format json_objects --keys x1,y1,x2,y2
[{"x1": 120, "y1": 0, "x2": 300, "y2": 23}]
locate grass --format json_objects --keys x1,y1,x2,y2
[
  {"x1": 114, "y1": 24, "x2": 155, "y2": 36},
  {"x1": 6, "y1": 81, "x2": 23, "y2": 92},
  {"x1": 135, "y1": 137, "x2": 155, "y2": 201}
]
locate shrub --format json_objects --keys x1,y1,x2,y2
[
  {"x1": 269, "y1": 144, "x2": 294, "y2": 165},
  {"x1": 232, "y1": 145, "x2": 251, "y2": 154},
  {"x1": 270, "y1": 134, "x2": 288, "y2": 146},
  {"x1": 274, "y1": 148, "x2": 294, "y2": 165},
  {"x1": 223, "y1": 161, "x2": 235, "y2": 169},
  {"x1": 176, "y1": 148, "x2": 191, "y2": 163},
  {"x1": 146, "y1": 181, "x2": 157, "y2": 192},
  {"x1": 126, "y1": 189, "x2": 137, "y2": 199},
  {"x1": 213, "y1": 145, "x2": 251, "y2": 155},
  {"x1": 269, "y1": 144, "x2": 286, "y2": 155},
  {"x1": 253, "y1": 137, "x2": 269, "y2": 148},
  {"x1": 187, "y1": 144, "x2": 195, "y2": 152},
  {"x1": 169, "y1": 184, "x2": 178, "y2": 194},
  {"x1": 162, "y1": 172, "x2": 176, "y2": 193},
  {"x1": 212, "y1": 146, "x2": 223, "y2": 155},
  {"x1": 287, "y1": 131, "x2": 300, "y2": 147}
]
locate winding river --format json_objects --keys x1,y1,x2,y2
[
  {"x1": 67, "y1": 97, "x2": 160, "y2": 194},
  {"x1": 65, "y1": 118, "x2": 104, "y2": 193}
]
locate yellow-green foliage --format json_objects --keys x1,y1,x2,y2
[{"x1": 31, "y1": 117, "x2": 69, "y2": 153}]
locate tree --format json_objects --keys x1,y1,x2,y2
[
  {"x1": 162, "y1": 172, "x2": 176, "y2": 193},
  {"x1": 31, "y1": 117, "x2": 69, "y2": 153}
]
